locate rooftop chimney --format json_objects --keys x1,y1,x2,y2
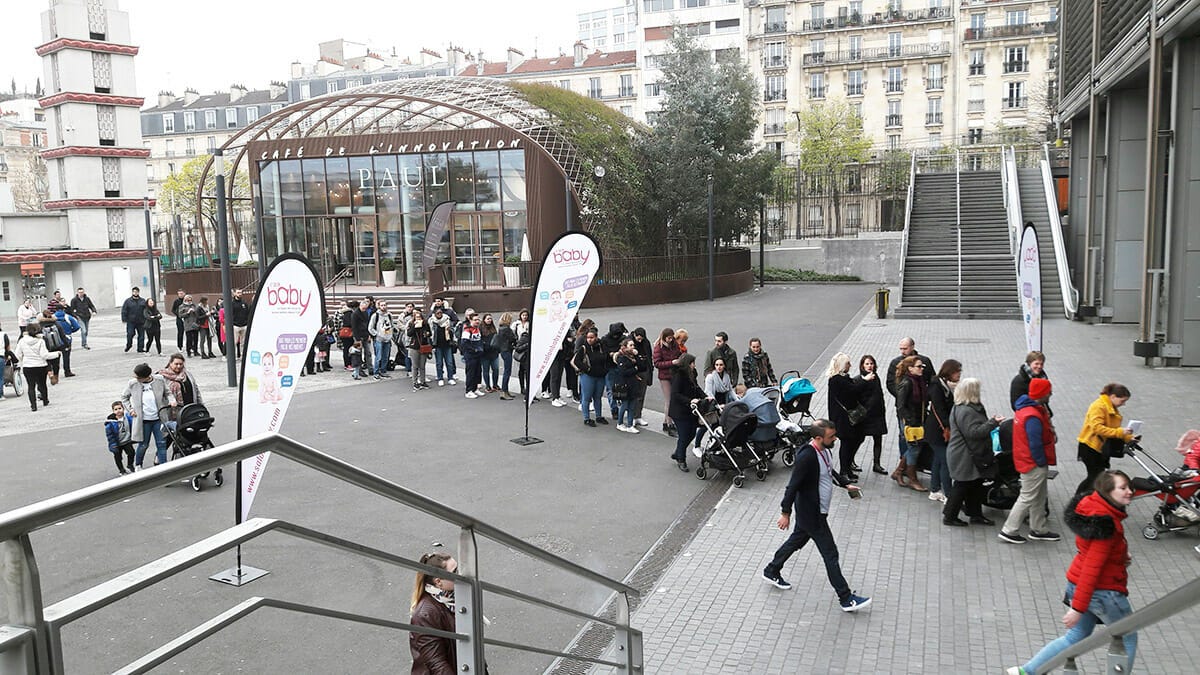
[
  {"x1": 448, "y1": 45, "x2": 464, "y2": 72},
  {"x1": 573, "y1": 41, "x2": 586, "y2": 67},
  {"x1": 157, "y1": 91, "x2": 175, "y2": 108},
  {"x1": 269, "y1": 81, "x2": 286, "y2": 99},
  {"x1": 506, "y1": 47, "x2": 525, "y2": 73},
  {"x1": 229, "y1": 84, "x2": 247, "y2": 103},
  {"x1": 182, "y1": 88, "x2": 199, "y2": 105}
]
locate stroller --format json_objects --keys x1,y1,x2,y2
[
  {"x1": 2, "y1": 360, "x2": 23, "y2": 399},
  {"x1": 779, "y1": 372, "x2": 816, "y2": 424},
  {"x1": 692, "y1": 399, "x2": 768, "y2": 488},
  {"x1": 983, "y1": 419, "x2": 1022, "y2": 510},
  {"x1": 1125, "y1": 440, "x2": 1200, "y2": 540},
  {"x1": 166, "y1": 403, "x2": 223, "y2": 491},
  {"x1": 740, "y1": 387, "x2": 806, "y2": 468}
]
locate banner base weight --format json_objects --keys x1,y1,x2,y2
[
  {"x1": 510, "y1": 436, "x2": 543, "y2": 446},
  {"x1": 210, "y1": 565, "x2": 270, "y2": 587}
]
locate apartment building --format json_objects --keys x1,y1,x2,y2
[
  {"x1": 288, "y1": 39, "x2": 456, "y2": 102},
  {"x1": 578, "y1": 1, "x2": 640, "y2": 50},
  {"x1": 639, "y1": 0, "x2": 746, "y2": 124},
  {"x1": 456, "y1": 42, "x2": 641, "y2": 120},
  {"x1": 746, "y1": 0, "x2": 1058, "y2": 154},
  {"x1": 0, "y1": 98, "x2": 49, "y2": 210}
]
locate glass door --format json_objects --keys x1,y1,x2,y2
[
  {"x1": 451, "y1": 213, "x2": 507, "y2": 287},
  {"x1": 354, "y1": 216, "x2": 378, "y2": 284},
  {"x1": 452, "y1": 213, "x2": 477, "y2": 284},
  {"x1": 477, "y1": 213, "x2": 503, "y2": 286}
]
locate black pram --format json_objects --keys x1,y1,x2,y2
[
  {"x1": 692, "y1": 399, "x2": 769, "y2": 488},
  {"x1": 166, "y1": 403, "x2": 223, "y2": 491}
]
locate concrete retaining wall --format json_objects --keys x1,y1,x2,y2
[{"x1": 762, "y1": 233, "x2": 903, "y2": 283}]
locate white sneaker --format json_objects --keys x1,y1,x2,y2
[
  {"x1": 634, "y1": 418, "x2": 649, "y2": 427},
  {"x1": 476, "y1": 388, "x2": 487, "y2": 396},
  {"x1": 437, "y1": 379, "x2": 445, "y2": 386},
  {"x1": 617, "y1": 424, "x2": 629, "y2": 432},
  {"x1": 929, "y1": 491, "x2": 946, "y2": 503},
  {"x1": 465, "y1": 391, "x2": 478, "y2": 399},
  {"x1": 448, "y1": 378, "x2": 457, "y2": 385},
  {"x1": 551, "y1": 398, "x2": 566, "y2": 407},
  {"x1": 626, "y1": 425, "x2": 640, "y2": 434},
  {"x1": 577, "y1": 403, "x2": 583, "y2": 411},
  {"x1": 540, "y1": 391, "x2": 552, "y2": 399}
]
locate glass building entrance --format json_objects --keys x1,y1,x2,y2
[{"x1": 256, "y1": 147, "x2": 527, "y2": 285}]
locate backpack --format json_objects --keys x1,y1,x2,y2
[
  {"x1": 42, "y1": 325, "x2": 65, "y2": 350},
  {"x1": 513, "y1": 331, "x2": 531, "y2": 362}
]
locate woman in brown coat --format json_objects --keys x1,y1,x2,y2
[{"x1": 410, "y1": 552, "x2": 458, "y2": 675}]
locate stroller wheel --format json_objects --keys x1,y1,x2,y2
[
  {"x1": 733, "y1": 475, "x2": 745, "y2": 489},
  {"x1": 1142, "y1": 525, "x2": 1159, "y2": 540},
  {"x1": 755, "y1": 468, "x2": 767, "y2": 481},
  {"x1": 191, "y1": 476, "x2": 202, "y2": 492},
  {"x1": 695, "y1": 466, "x2": 707, "y2": 480},
  {"x1": 214, "y1": 469, "x2": 224, "y2": 486},
  {"x1": 782, "y1": 449, "x2": 795, "y2": 467}
]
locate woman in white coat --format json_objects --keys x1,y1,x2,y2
[{"x1": 14, "y1": 324, "x2": 59, "y2": 411}]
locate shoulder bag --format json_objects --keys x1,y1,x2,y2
[{"x1": 836, "y1": 398, "x2": 868, "y2": 426}]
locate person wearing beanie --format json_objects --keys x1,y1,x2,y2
[{"x1": 999, "y1": 377, "x2": 1061, "y2": 544}]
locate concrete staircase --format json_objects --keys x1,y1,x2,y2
[
  {"x1": 1015, "y1": 167, "x2": 1065, "y2": 318},
  {"x1": 322, "y1": 286, "x2": 428, "y2": 317},
  {"x1": 896, "y1": 171, "x2": 1019, "y2": 318}
]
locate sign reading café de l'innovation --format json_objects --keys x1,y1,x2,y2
[{"x1": 251, "y1": 129, "x2": 526, "y2": 163}]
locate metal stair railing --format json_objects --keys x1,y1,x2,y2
[
  {"x1": 955, "y1": 148, "x2": 962, "y2": 314},
  {"x1": 1001, "y1": 146, "x2": 1025, "y2": 266},
  {"x1": 1035, "y1": 574, "x2": 1200, "y2": 674},
  {"x1": 898, "y1": 152, "x2": 916, "y2": 307},
  {"x1": 1041, "y1": 143, "x2": 1080, "y2": 318},
  {"x1": 0, "y1": 433, "x2": 643, "y2": 675}
]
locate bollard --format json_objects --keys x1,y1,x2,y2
[{"x1": 875, "y1": 287, "x2": 890, "y2": 319}]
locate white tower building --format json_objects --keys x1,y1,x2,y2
[{"x1": 36, "y1": 0, "x2": 154, "y2": 299}]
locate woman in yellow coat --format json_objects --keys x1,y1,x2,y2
[{"x1": 1075, "y1": 383, "x2": 1135, "y2": 495}]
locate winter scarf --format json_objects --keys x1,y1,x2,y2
[{"x1": 159, "y1": 366, "x2": 189, "y2": 404}]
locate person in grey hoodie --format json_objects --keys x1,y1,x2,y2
[{"x1": 121, "y1": 362, "x2": 177, "y2": 469}]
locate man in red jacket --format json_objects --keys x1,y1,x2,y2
[{"x1": 999, "y1": 378, "x2": 1062, "y2": 544}]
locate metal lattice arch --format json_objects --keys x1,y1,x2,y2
[{"x1": 196, "y1": 77, "x2": 589, "y2": 253}]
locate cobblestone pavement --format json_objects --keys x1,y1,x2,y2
[{"x1": 597, "y1": 314, "x2": 1200, "y2": 675}]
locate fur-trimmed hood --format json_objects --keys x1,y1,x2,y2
[{"x1": 1064, "y1": 492, "x2": 1127, "y2": 541}]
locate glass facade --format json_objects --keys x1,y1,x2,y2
[{"x1": 257, "y1": 148, "x2": 527, "y2": 284}]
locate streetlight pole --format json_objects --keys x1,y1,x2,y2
[
  {"x1": 143, "y1": 196, "x2": 158, "y2": 302},
  {"x1": 707, "y1": 174, "x2": 714, "y2": 302},
  {"x1": 214, "y1": 150, "x2": 237, "y2": 387},
  {"x1": 759, "y1": 197, "x2": 766, "y2": 289}
]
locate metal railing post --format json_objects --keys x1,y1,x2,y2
[
  {"x1": 956, "y1": 149, "x2": 962, "y2": 314},
  {"x1": 613, "y1": 592, "x2": 643, "y2": 673},
  {"x1": 455, "y1": 527, "x2": 486, "y2": 673},
  {"x1": 1104, "y1": 635, "x2": 1129, "y2": 674},
  {"x1": 1, "y1": 536, "x2": 52, "y2": 674}
]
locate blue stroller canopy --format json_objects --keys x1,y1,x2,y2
[{"x1": 781, "y1": 376, "x2": 816, "y2": 401}]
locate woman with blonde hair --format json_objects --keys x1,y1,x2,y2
[
  {"x1": 943, "y1": 377, "x2": 1004, "y2": 526},
  {"x1": 410, "y1": 552, "x2": 458, "y2": 674},
  {"x1": 675, "y1": 328, "x2": 689, "y2": 353},
  {"x1": 827, "y1": 352, "x2": 873, "y2": 480}
]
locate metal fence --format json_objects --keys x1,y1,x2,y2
[{"x1": 766, "y1": 161, "x2": 909, "y2": 240}]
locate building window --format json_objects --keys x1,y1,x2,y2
[
  {"x1": 271, "y1": 104, "x2": 283, "y2": 112},
  {"x1": 588, "y1": 77, "x2": 602, "y2": 99},
  {"x1": 765, "y1": 41, "x2": 786, "y2": 67},
  {"x1": 847, "y1": 69, "x2": 864, "y2": 96},
  {"x1": 247, "y1": 106, "x2": 259, "y2": 123},
  {"x1": 619, "y1": 105, "x2": 633, "y2": 117},
  {"x1": 97, "y1": 105, "x2": 116, "y2": 145},
  {"x1": 810, "y1": 38, "x2": 825, "y2": 62},
  {"x1": 1004, "y1": 46, "x2": 1028, "y2": 73},
  {"x1": 1006, "y1": 9, "x2": 1029, "y2": 25},
  {"x1": 645, "y1": 82, "x2": 663, "y2": 97},
  {"x1": 926, "y1": 98, "x2": 942, "y2": 125},
  {"x1": 683, "y1": 0, "x2": 708, "y2": 7},
  {"x1": 162, "y1": 114, "x2": 174, "y2": 133},
  {"x1": 300, "y1": 82, "x2": 310, "y2": 99},
  {"x1": 2, "y1": 280, "x2": 10, "y2": 302},
  {"x1": 184, "y1": 111, "x2": 195, "y2": 131},
  {"x1": 645, "y1": 111, "x2": 662, "y2": 126},
  {"x1": 887, "y1": 134, "x2": 900, "y2": 150},
  {"x1": 101, "y1": 157, "x2": 121, "y2": 196},
  {"x1": 886, "y1": 66, "x2": 903, "y2": 93},
  {"x1": 926, "y1": 63, "x2": 944, "y2": 90},
  {"x1": 207, "y1": 136, "x2": 217, "y2": 152},
  {"x1": 887, "y1": 32, "x2": 901, "y2": 57},
  {"x1": 185, "y1": 137, "x2": 195, "y2": 156},
  {"x1": 91, "y1": 52, "x2": 111, "y2": 93},
  {"x1": 715, "y1": 18, "x2": 739, "y2": 33},
  {"x1": 969, "y1": 49, "x2": 984, "y2": 76},
  {"x1": 106, "y1": 209, "x2": 126, "y2": 248},
  {"x1": 559, "y1": 80, "x2": 571, "y2": 90},
  {"x1": 970, "y1": 13, "x2": 985, "y2": 30},
  {"x1": 850, "y1": 102, "x2": 862, "y2": 119},
  {"x1": 807, "y1": 204, "x2": 824, "y2": 232},
  {"x1": 849, "y1": 35, "x2": 862, "y2": 60},
  {"x1": 346, "y1": 78, "x2": 361, "y2": 88},
  {"x1": 643, "y1": 0, "x2": 675, "y2": 11},
  {"x1": 165, "y1": 139, "x2": 174, "y2": 157},
  {"x1": 1005, "y1": 81, "x2": 1025, "y2": 108},
  {"x1": 808, "y1": 73, "x2": 826, "y2": 99},
  {"x1": 886, "y1": 100, "x2": 902, "y2": 127},
  {"x1": 619, "y1": 74, "x2": 633, "y2": 97},
  {"x1": 846, "y1": 202, "x2": 862, "y2": 230},
  {"x1": 811, "y1": 3, "x2": 825, "y2": 24},
  {"x1": 679, "y1": 22, "x2": 710, "y2": 37},
  {"x1": 168, "y1": 162, "x2": 175, "y2": 174},
  {"x1": 764, "y1": 107, "x2": 787, "y2": 136},
  {"x1": 765, "y1": 75, "x2": 786, "y2": 102},
  {"x1": 205, "y1": 109, "x2": 216, "y2": 128},
  {"x1": 968, "y1": 84, "x2": 985, "y2": 112},
  {"x1": 967, "y1": 128, "x2": 983, "y2": 144},
  {"x1": 225, "y1": 108, "x2": 237, "y2": 127},
  {"x1": 928, "y1": 133, "x2": 942, "y2": 148},
  {"x1": 765, "y1": 5, "x2": 786, "y2": 33}
]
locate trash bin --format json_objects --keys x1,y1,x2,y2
[{"x1": 875, "y1": 287, "x2": 890, "y2": 319}]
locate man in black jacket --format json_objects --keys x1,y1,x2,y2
[
  {"x1": 229, "y1": 291, "x2": 250, "y2": 357},
  {"x1": 762, "y1": 419, "x2": 872, "y2": 612},
  {"x1": 170, "y1": 289, "x2": 186, "y2": 349},
  {"x1": 120, "y1": 287, "x2": 147, "y2": 353},
  {"x1": 69, "y1": 287, "x2": 98, "y2": 349}
]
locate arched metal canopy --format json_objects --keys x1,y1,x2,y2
[{"x1": 196, "y1": 77, "x2": 589, "y2": 255}]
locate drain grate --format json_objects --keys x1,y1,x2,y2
[
  {"x1": 945, "y1": 337, "x2": 992, "y2": 344},
  {"x1": 544, "y1": 475, "x2": 731, "y2": 674}
]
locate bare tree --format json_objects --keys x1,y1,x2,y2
[{"x1": 7, "y1": 153, "x2": 49, "y2": 211}]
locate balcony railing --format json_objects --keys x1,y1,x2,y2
[
  {"x1": 808, "y1": 85, "x2": 828, "y2": 99},
  {"x1": 764, "y1": 88, "x2": 787, "y2": 102},
  {"x1": 885, "y1": 114, "x2": 903, "y2": 127},
  {"x1": 968, "y1": 63, "x2": 985, "y2": 75},
  {"x1": 804, "y1": 41, "x2": 949, "y2": 66},
  {"x1": 925, "y1": 112, "x2": 943, "y2": 125},
  {"x1": 764, "y1": 123, "x2": 787, "y2": 136},
  {"x1": 762, "y1": 55, "x2": 789, "y2": 69},
  {"x1": 846, "y1": 83, "x2": 864, "y2": 96},
  {"x1": 963, "y1": 20, "x2": 1058, "y2": 41},
  {"x1": 967, "y1": 98, "x2": 985, "y2": 112},
  {"x1": 799, "y1": 6, "x2": 953, "y2": 33},
  {"x1": 764, "y1": 21, "x2": 788, "y2": 34},
  {"x1": 925, "y1": 77, "x2": 944, "y2": 90},
  {"x1": 1002, "y1": 96, "x2": 1026, "y2": 109},
  {"x1": 617, "y1": 87, "x2": 635, "y2": 97},
  {"x1": 588, "y1": 89, "x2": 603, "y2": 99},
  {"x1": 1003, "y1": 60, "x2": 1030, "y2": 73},
  {"x1": 885, "y1": 80, "x2": 904, "y2": 93}
]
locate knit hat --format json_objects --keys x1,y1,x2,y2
[{"x1": 1028, "y1": 378, "x2": 1052, "y2": 400}]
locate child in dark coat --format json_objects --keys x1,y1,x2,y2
[{"x1": 104, "y1": 401, "x2": 136, "y2": 475}]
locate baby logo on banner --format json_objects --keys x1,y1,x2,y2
[
  {"x1": 527, "y1": 232, "x2": 602, "y2": 406},
  {"x1": 237, "y1": 253, "x2": 324, "y2": 523},
  {"x1": 1017, "y1": 224, "x2": 1042, "y2": 353}
]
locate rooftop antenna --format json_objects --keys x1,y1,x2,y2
[{"x1": 533, "y1": 36, "x2": 538, "y2": 59}]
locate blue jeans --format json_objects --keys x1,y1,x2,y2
[
  {"x1": 79, "y1": 317, "x2": 90, "y2": 347},
  {"x1": 482, "y1": 355, "x2": 499, "y2": 388},
  {"x1": 1023, "y1": 582, "x2": 1137, "y2": 674},
  {"x1": 373, "y1": 339, "x2": 392, "y2": 376},
  {"x1": 897, "y1": 414, "x2": 910, "y2": 460},
  {"x1": 605, "y1": 369, "x2": 620, "y2": 416},
  {"x1": 134, "y1": 419, "x2": 168, "y2": 467},
  {"x1": 617, "y1": 395, "x2": 635, "y2": 427},
  {"x1": 500, "y1": 351, "x2": 513, "y2": 392},
  {"x1": 434, "y1": 346, "x2": 454, "y2": 381},
  {"x1": 125, "y1": 323, "x2": 145, "y2": 352},
  {"x1": 579, "y1": 373, "x2": 604, "y2": 421},
  {"x1": 929, "y1": 439, "x2": 951, "y2": 493}
]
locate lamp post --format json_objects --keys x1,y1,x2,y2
[
  {"x1": 214, "y1": 149, "x2": 237, "y2": 387},
  {"x1": 143, "y1": 195, "x2": 158, "y2": 302},
  {"x1": 707, "y1": 174, "x2": 714, "y2": 302}
]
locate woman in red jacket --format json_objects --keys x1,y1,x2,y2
[
  {"x1": 1008, "y1": 470, "x2": 1137, "y2": 675},
  {"x1": 652, "y1": 328, "x2": 682, "y2": 436}
]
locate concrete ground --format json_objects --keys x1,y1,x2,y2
[
  {"x1": 595, "y1": 312, "x2": 1200, "y2": 675},
  {"x1": 0, "y1": 283, "x2": 874, "y2": 673}
]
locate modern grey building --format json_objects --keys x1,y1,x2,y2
[{"x1": 1059, "y1": 0, "x2": 1200, "y2": 365}]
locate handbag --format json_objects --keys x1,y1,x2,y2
[
  {"x1": 903, "y1": 425, "x2": 925, "y2": 443},
  {"x1": 1102, "y1": 436, "x2": 1127, "y2": 459},
  {"x1": 338, "y1": 326, "x2": 352, "y2": 339},
  {"x1": 419, "y1": 343, "x2": 433, "y2": 355}
]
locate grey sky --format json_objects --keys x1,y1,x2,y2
[{"x1": 1, "y1": 0, "x2": 617, "y2": 99}]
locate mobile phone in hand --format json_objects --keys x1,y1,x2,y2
[{"x1": 848, "y1": 486, "x2": 862, "y2": 499}]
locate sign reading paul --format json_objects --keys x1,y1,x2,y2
[
  {"x1": 1018, "y1": 223, "x2": 1042, "y2": 353},
  {"x1": 527, "y1": 232, "x2": 602, "y2": 406},
  {"x1": 237, "y1": 253, "x2": 324, "y2": 523}
]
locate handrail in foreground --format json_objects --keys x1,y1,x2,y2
[
  {"x1": 1041, "y1": 144, "x2": 1080, "y2": 317},
  {"x1": 1035, "y1": 575, "x2": 1200, "y2": 674},
  {"x1": 0, "y1": 433, "x2": 642, "y2": 674},
  {"x1": 898, "y1": 152, "x2": 916, "y2": 306}
]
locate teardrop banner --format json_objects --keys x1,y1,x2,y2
[
  {"x1": 1018, "y1": 223, "x2": 1042, "y2": 353},
  {"x1": 212, "y1": 253, "x2": 324, "y2": 586},
  {"x1": 516, "y1": 232, "x2": 602, "y2": 445}
]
